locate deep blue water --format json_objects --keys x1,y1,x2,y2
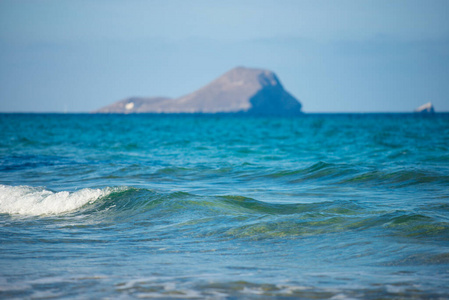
[{"x1": 1, "y1": 113, "x2": 449, "y2": 299}]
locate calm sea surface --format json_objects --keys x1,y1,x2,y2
[{"x1": 1, "y1": 113, "x2": 449, "y2": 299}]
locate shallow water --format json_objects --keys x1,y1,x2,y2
[{"x1": 1, "y1": 113, "x2": 449, "y2": 299}]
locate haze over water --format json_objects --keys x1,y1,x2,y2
[
  {"x1": 1, "y1": 1, "x2": 449, "y2": 113},
  {"x1": 1, "y1": 113, "x2": 449, "y2": 298}
]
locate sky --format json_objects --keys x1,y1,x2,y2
[{"x1": 0, "y1": 0, "x2": 448, "y2": 113}]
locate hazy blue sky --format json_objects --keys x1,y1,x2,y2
[{"x1": 1, "y1": 0, "x2": 448, "y2": 112}]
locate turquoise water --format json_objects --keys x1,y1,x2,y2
[{"x1": 1, "y1": 113, "x2": 449, "y2": 299}]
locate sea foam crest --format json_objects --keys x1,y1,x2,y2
[{"x1": 0, "y1": 185, "x2": 110, "y2": 215}]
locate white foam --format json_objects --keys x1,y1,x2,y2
[{"x1": 0, "y1": 185, "x2": 110, "y2": 216}]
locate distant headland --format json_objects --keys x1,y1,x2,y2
[{"x1": 94, "y1": 67, "x2": 303, "y2": 115}]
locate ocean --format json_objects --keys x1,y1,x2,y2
[{"x1": 1, "y1": 113, "x2": 448, "y2": 299}]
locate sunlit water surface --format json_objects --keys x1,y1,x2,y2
[{"x1": 1, "y1": 113, "x2": 448, "y2": 299}]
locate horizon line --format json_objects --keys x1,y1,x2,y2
[{"x1": 0, "y1": 111, "x2": 447, "y2": 115}]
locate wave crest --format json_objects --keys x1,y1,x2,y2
[{"x1": 0, "y1": 185, "x2": 111, "y2": 216}]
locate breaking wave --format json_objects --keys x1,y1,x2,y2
[{"x1": 2, "y1": 184, "x2": 447, "y2": 243}]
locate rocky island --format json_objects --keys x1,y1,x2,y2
[
  {"x1": 94, "y1": 67, "x2": 302, "y2": 115},
  {"x1": 414, "y1": 102, "x2": 435, "y2": 114}
]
